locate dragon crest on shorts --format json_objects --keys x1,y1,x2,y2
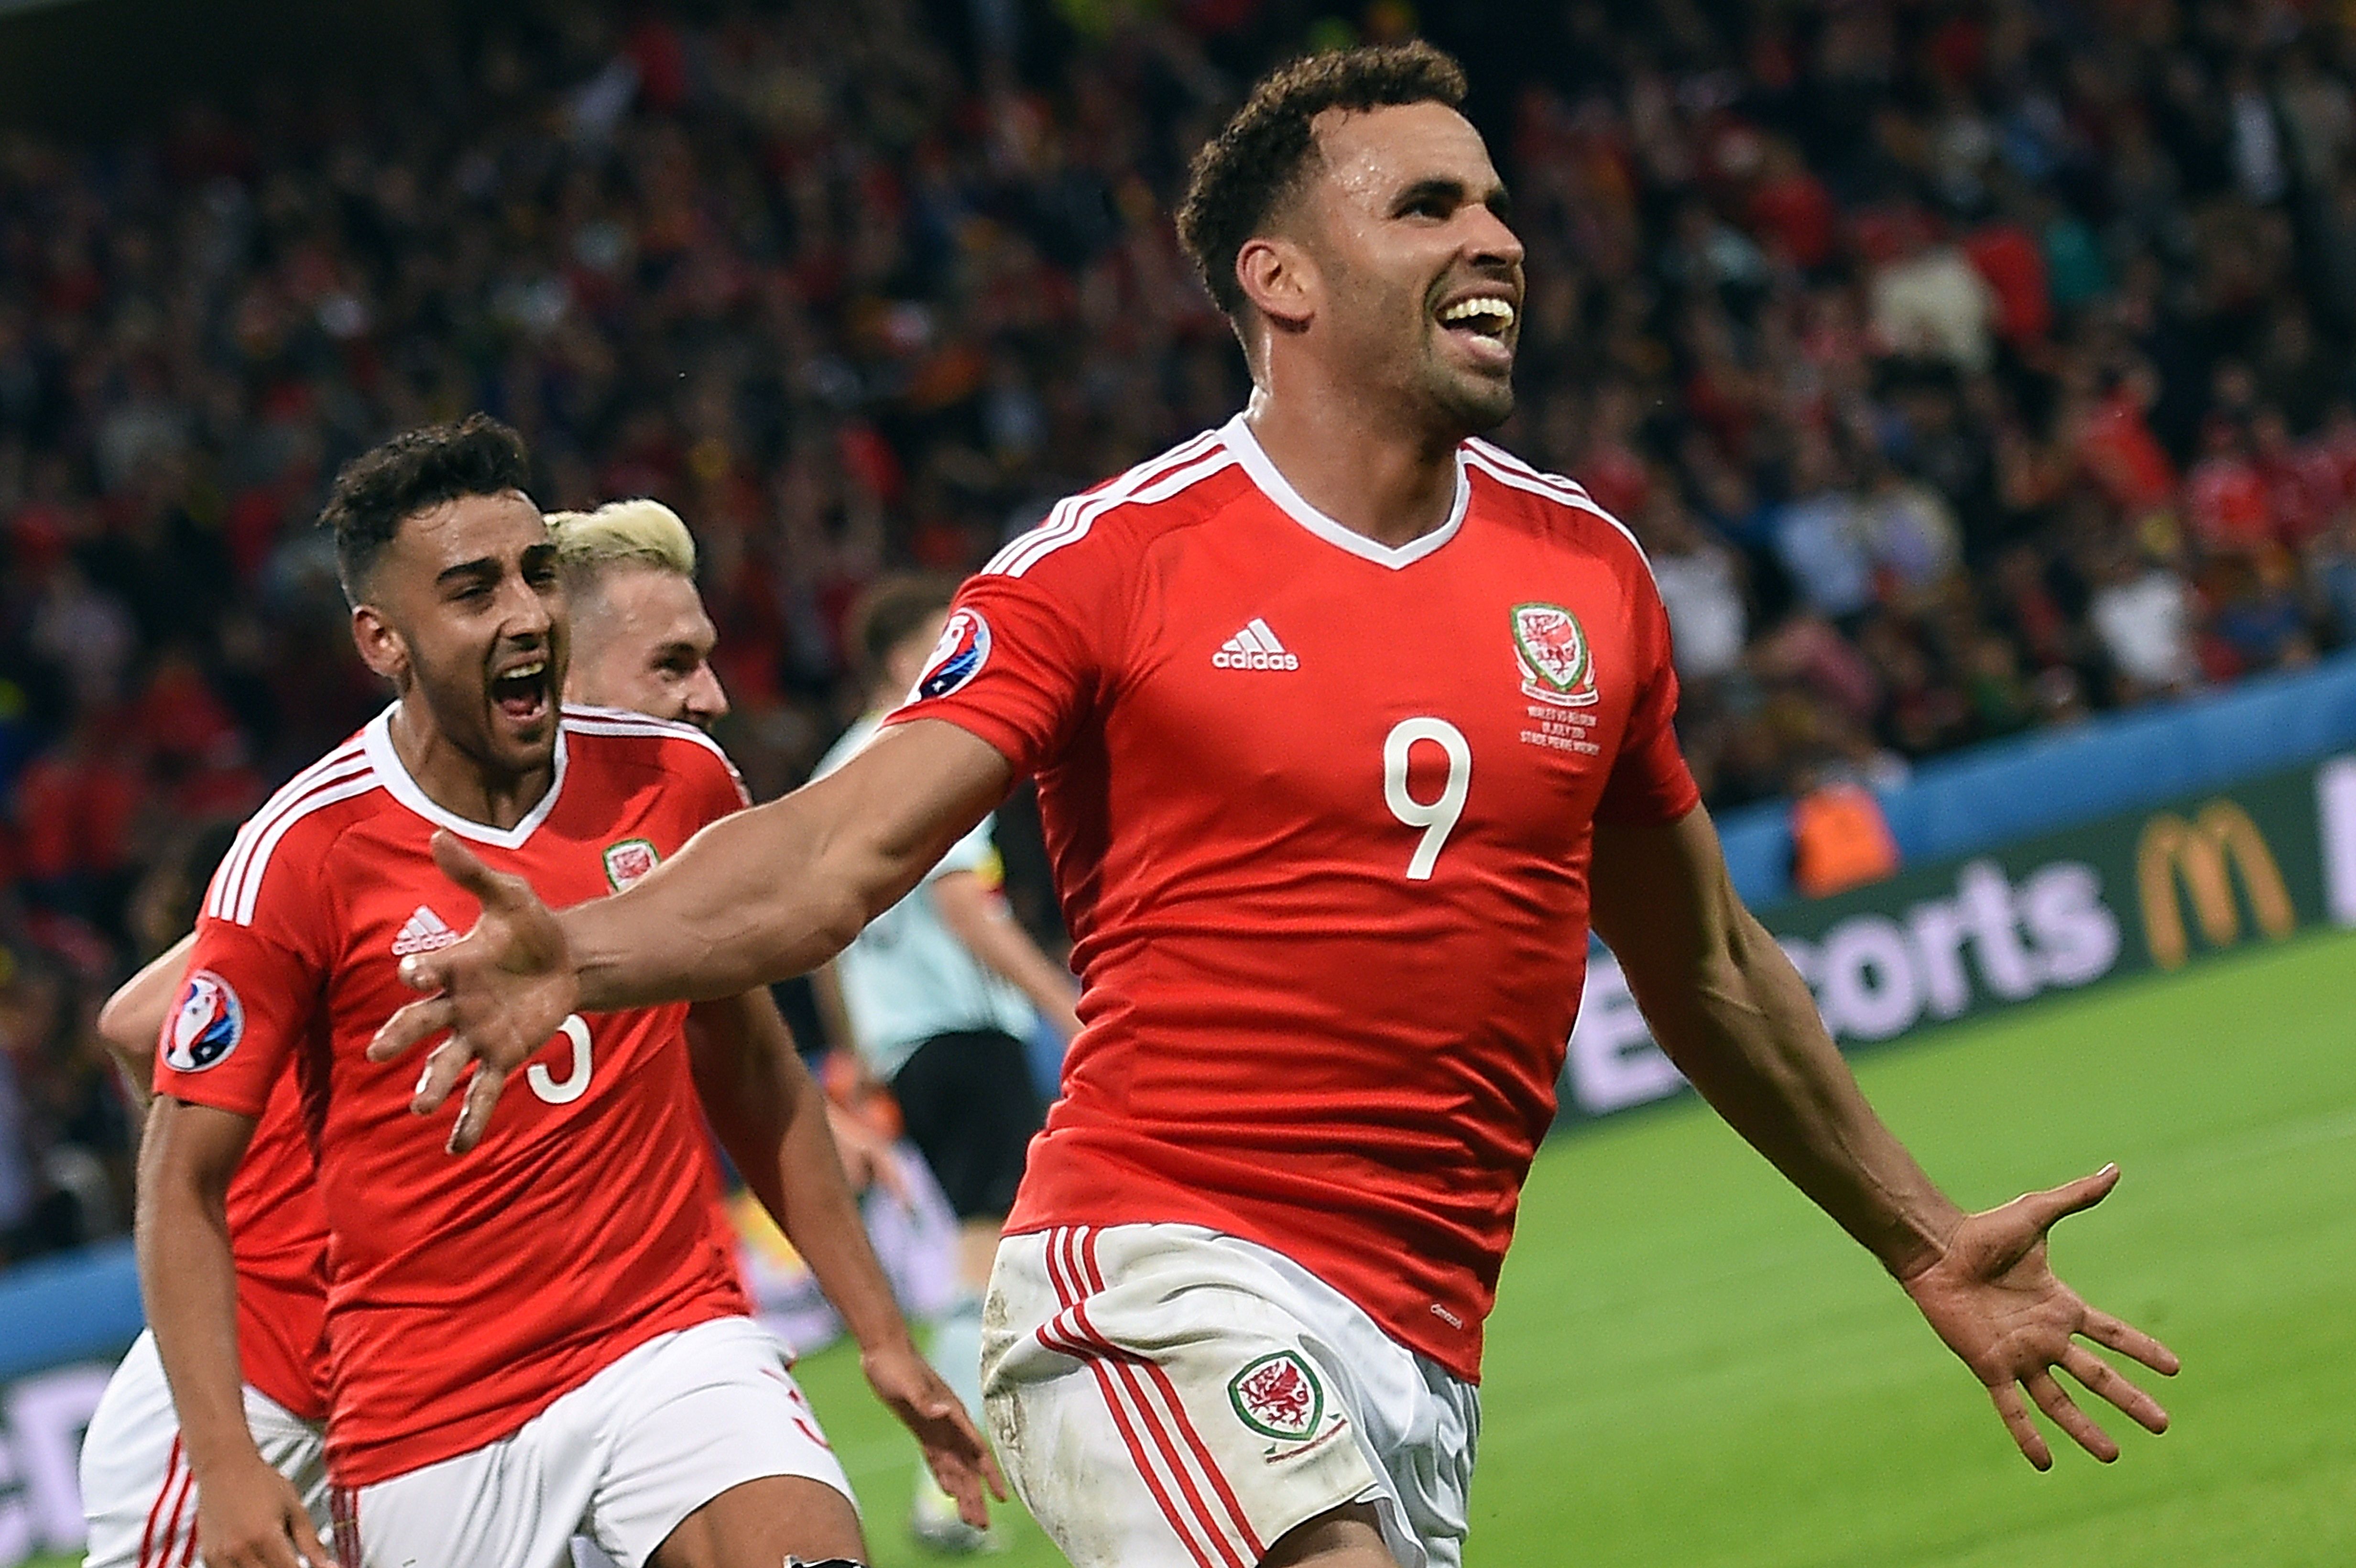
[{"x1": 1228, "y1": 1350, "x2": 1324, "y2": 1441}]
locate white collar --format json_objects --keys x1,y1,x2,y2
[
  {"x1": 363, "y1": 704, "x2": 569, "y2": 849},
  {"x1": 1219, "y1": 413, "x2": 1469, "y2": 570}
]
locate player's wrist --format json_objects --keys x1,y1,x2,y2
[{"x1": 182, "y1": 1416, "x2": 271, "y2": 1481}]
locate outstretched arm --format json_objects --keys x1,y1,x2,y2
[
  {"x1": 96, "y1": 932, "x2": 197, "y2": 1117},
  {"x1": 686, "y1": 991, "x2": 1005, "y2": 1526},
  {"x1": 1590, "y1": 806, "x2": 2179, "y2": 1468},
  {"x1": 371, "y1": 719, "x2": 1012, "y2": 1150},
  {"x1": 571, "y1": 720, "x2": 1012, "y2": 1009},
  {"x1": 136, "y1": 1099, "x2": 336, "y2": 1568}
]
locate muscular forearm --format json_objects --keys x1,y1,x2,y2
[
  {"x1": 1624, "y1": 908, "x2": 1963, "y2": 1278},
  {"x1": 568, "y1": 725, "x2": 1004, "y2": 1011},
  {"x1": 568, "y1": 803, "x2": 877, "y2": 1010},
  {"x1": 134, "y1": 1104, "x2": 261, "y2": 1479}
]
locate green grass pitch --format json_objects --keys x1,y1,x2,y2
[{"x1": 40, "y1": 926, "x2": 2356, "y2": 1567}]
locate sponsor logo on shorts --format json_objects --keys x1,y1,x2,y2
[
  {"x1": 1228, "y1": 1350, "x2": 1324, "y2": 1441},
  {"x1": 1513, "y1": 601, "x2": 1600, "y2": 708},
  {"x1": 164, "y1": 970, "x2": 243, "y2": 1073},
  {"x1": 914, "y1": 609, "x2": 991, "y2": 700},
  {"x1": 603, "y1": 837, "x2": 660, "y2": 889}
]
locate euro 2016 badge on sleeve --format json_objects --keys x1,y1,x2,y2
[
  {"x1": 164, "y1": 971, "x2": 243, "y2": 1073},
  {"x1": 604, "y1": 837, "x2": 660, "y2": 890},
  {"x1": 913, "y1": 609, "x2": 991, "y2": 701},
  {"x1": 1512, "y1": 602, "x2": 1601, "y2": 707}
]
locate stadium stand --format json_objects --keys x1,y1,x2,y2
[{"x1": 4, "y1": 0, "x2": 2356, "y2": 1261}]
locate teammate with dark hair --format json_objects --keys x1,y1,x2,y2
[
  {"x1": 380, "y1": 47, "x2": 2176, "y2": 1568},
  {"x1": 136, "y1": 418, "x2": 998, "y2": 1568}
]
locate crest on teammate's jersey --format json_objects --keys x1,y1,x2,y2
[
  {"x1": 164, "y1": 971, "x2": 243, "y2": 1074},
  {"x1": 914, "y1": 609, "x2": 991, "y2": 701},
  {"x1": 1228, "y1": 1350, "x2": 1325, "y2": 1441},
  {"x1": 1512, "y1": 602, "x2": 1601, "y2": 708},
  {"x1": 604, "y1": 837, "x2": 659, "y2": 890}
]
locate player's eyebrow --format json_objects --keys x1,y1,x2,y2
[
  {"x1": 435, "y1": 557, "x2": 500, "y2": 588},
  {"x1": 1391, "y1": 176, "x2": 1466, "y2": 217}
]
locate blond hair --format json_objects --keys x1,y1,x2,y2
[{"x1": 546, "y1": 499, "x2": 697, "y2": 586}]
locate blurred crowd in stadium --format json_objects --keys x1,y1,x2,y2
[{"x1": 5, "y1": 0, "x2": 2356, "y2": 1262}]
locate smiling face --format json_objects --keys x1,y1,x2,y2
[
  {"x1": 565, "y1": 563, "x2": 729, "y2": 730},
  {"x1": 1253, "y1": 100, "x2": 1525, "y2": 437},
  {"x1": 352, "y1": 489, "x2": 567, "y2": 779}
]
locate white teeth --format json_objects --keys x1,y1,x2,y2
[
  {"x1": 1440, "y1": 297, "x2": 1515, "y2": 326},
  {"x1": 500, "y1": 661, "x2": 545, "y2": 681}
]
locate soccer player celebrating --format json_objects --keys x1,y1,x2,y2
[
  {"x1": 136, "y1": 418, "x2": 999, "y2": 1568},
  {"x1": 87, "y1": 491, "x2": 913, "y2": 1568},
  {"x1": 379, "y1": 47, "x2": 2179, "y2": 1568}
]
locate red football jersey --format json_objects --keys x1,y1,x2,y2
[
  {"x1": 152, "y1": 705, "x2": 754, "y2": 1484},
  {"x1": 892, "y1": 418, "x2": 1700, "y2": 1380},
  {"x1": 209, "y1": 1069, "x2": 328, "y2": 1420}
]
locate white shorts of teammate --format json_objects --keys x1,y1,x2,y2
[
  {"x1": 80, "y1": 1328, "x2": 329, "y2": 1568},
  {"x1": 984, "y1": 1224, "x2": 1479, "y2": 1568},
  {"x1": 333, "y1": 1316, "x2": 853, "y2": 1568}
]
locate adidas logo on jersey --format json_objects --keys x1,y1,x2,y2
[
  {"x1": 1212, "y1": 619, "x2": 1299, "y2": 671},
  {"x1": 391, "y1": 905, "x2": 461, "y2": 957}
]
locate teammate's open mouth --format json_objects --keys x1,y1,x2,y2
[
  {"x1": 1436, "y1": 295, "x2": 1516, "y2": 366},
  {"x1": 490, "y1": 658, "x2": 549, "y2": 724}
]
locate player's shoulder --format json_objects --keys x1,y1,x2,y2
[
  {"x1": 978, "y1": 425, "x2": 1252, "y2": 581},
  {"x1": 203, "y1": 730, "x2": 388, "y2": 927},
  {"x1": 559, "y1": 705, "x2": 747, "y2": 798},
  {"x1": 1459, "y1": 437, "x2": 1656, "y2": 583}
]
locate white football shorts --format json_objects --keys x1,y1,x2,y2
[
  {"x1": 334, "y1": 1315, "x2": 853, "y2": 1568},
  {"x1": 983, "y1": 1223, "x2": 1479, "y2": 1568},
  {"x1": 80, "y1": 1328, "x2": 329, "y2": 1568}
]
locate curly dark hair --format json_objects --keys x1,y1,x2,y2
[
  {"x1": 1176, "y1": 42, "x2": 1469, "y2": 321},
  {"x1": 319, "y1": 414, "x2": 533, "y2": 601}
]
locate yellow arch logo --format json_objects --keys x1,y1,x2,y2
[{"x1": 2136, "y1": 802, "x2": 2297, "y2": 970}]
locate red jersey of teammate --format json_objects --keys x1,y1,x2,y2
[
  {"x1": 890, "y1": 417, "x2": 1700, "y2": 1380},
  {"x1": 205, "y1": 1071, "x2": 328, "y2": 1421},
  {"x1": 152, "y1": 705, "x2": 753, "y2": 1484}
]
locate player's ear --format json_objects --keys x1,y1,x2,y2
[
  {"x1": 351, "y1": 603, "x2": 410, "y2": 686},
  {"x1": 1236, "y1": 233, "x2": 1318, "y2": 334}
]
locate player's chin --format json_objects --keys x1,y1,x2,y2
[
  {"x1": 1431, "y1": 368, "x2": 1515, "y2": 435},
  {"x1": 484, "y1": 695, "x2": 560, "y2": 764}
]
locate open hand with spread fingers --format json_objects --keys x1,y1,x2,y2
[
  {"x1": 367, "y1": 831, "x2": 581, "y2": 1152},
  {"x1": 1898, "y1": 1164, "x2": 2180, "y2": 1469}
]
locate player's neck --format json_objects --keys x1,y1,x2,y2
[
  {"x1": 1240, "y1": 383, "x2": 1462, "y2": 549},
  {"x1": 387, "y1": 700, "x2": 556, "y2": 832}
]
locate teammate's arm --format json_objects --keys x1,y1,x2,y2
[
  {"x1": 929, "y1": 871, "x2": 1082, "y2": 1041},
  {"x1": 135, "y1": 1098, "x2": 336, "y2": 1568},
  {"x1": 685, "y1": 991, "x2": 1004, "y2": 1526},
  {"x1": 1589, "y1": 806, "x2": 2180, "y2": 1469},
  {"x1": 373, "y1": 719, "x2": 1013, "y2": 1149},
  {"x1": 95, "y1": 931, "x2": 198, "y2": 1116}
]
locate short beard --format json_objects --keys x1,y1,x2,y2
[{"x1": 1418, "y1": 359, "x2": 1515, "y2": 441}]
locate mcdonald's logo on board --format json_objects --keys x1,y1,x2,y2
[{"x1": 2136, "y1": 802, "x2": 2298, "y2": 969}]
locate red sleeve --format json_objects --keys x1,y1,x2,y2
[
  {"x1": 881, "y1": 543, "x2": 1122, "y2": 776},
  {"x1": 1596, "y1": 566, "x2": 1702, "y2": 828},
  {"x1": 675, "y1": 733, "x2": 752, "y2": 824},
  {"x1": 152, "y1": 912, "x2": 323, "y2": 1120}
]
